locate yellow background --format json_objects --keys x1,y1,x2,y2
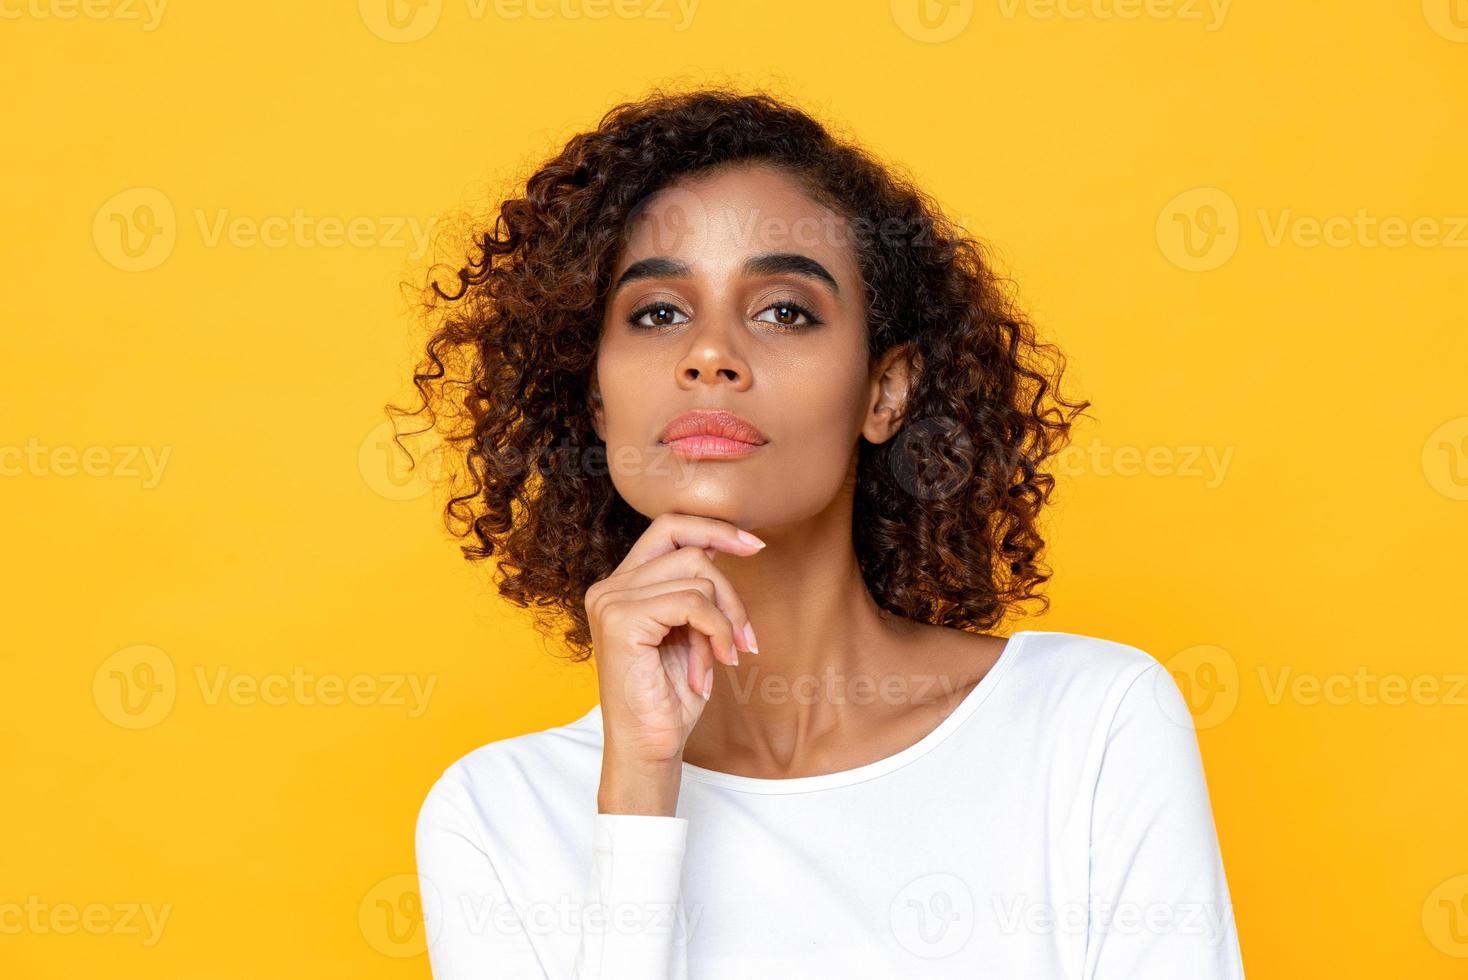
[{"x1": 3, "y1": 0, "x2": 1466, "y2": 976}]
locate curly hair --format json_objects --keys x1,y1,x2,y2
[{"x1": 386, "y1": 85, "x2": 1090, "y2": 664}]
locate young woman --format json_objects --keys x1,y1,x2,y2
[{"x1": 399, "y1": 87, "x2": 1245, "y2": 978}]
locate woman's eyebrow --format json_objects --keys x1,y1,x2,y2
[
  {"x1": 742, "y1": 253, "x2": 840, "y2": 296},
  {"x1": 613, "y1": 256, "x2": 690, "y2": 291},
  {"x1": 612, "y1": 252, "x2": 841, "y2": 296}
]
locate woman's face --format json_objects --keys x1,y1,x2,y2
[{"x1": 591, "y1": 162, "x2": 911, "y2": 530}]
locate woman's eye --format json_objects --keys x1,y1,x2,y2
[
  {"x1": 754, "y1": 301, "x2": 821, "y2": 328},
  {"x1": 629, "y1": 302, "x2": 690, "y2": 329}
]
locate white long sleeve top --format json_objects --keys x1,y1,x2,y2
[{"x1": 415, "y1": 629, "x2": 1247, "y2": 978}]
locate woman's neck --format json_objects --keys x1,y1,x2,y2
[{"x1": 681, "y1": 494, "x2": 941, "y2": 776}]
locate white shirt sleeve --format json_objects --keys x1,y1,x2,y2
[
  {"x1": 572, "y1": 813, "x2": 690, "y2": 979},
  {"x1": 416, "y1": 765, "x2": 691, "y2": 979},
  {"x1": 1083, "y1": 662, "x2": 1247, "y2": 979}
]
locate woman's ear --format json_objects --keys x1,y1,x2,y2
[{"x1": 862, "y1": 343, "x2": 918, "y2": 445}]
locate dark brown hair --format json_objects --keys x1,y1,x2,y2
[{"x1": 387, "y1": 86, "x2": 1089, "y2": 663}]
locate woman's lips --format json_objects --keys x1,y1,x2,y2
[
  {"x1": 658, "y1": 409, "x2": 768, "y2": 459},
  {"x1": 661, "y1": 434, "x2": 764, "y2": 459}
]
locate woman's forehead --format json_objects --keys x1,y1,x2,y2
[{"x1": 615, "y1": 165, "x2": 859, "y2": 282}]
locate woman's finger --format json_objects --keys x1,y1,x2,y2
[
  {"x1": 596, "y1": 576, "x2": 738, "y2": 666},
  {"x1": 602, "y1": 548, "x2": 756, "y2": 656},
  {"x1": 614, "y1": 512, "x2": 765, "y2": 577},
  {"x1": 617, "y1": 587, "x2": 737, "y2": 699}
]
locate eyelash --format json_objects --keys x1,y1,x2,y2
[{"x1": 626, "y1": 299, "x2": 825, "y2": 330}]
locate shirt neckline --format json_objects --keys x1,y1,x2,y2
[{"x1": 673, "y1": 629, "x2": 1033, "y2": 795}]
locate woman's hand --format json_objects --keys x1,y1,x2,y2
[{"x1": 586, "y1": 513, "x2": 763, "y2": 814}]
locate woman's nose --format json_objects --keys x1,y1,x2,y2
[{"x1": 675, "y1": 312, "x2": 752, "y2": 389}]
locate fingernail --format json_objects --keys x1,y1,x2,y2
[
  {"x1": 736, "y1": 529, "x2": 767, "y2": 549},
  {"x1": 702, "y1": 667, "x2": 714, "y2": 700},
  {"x1": 743, "y1": 622, "x2": 760, "y2": 654}
]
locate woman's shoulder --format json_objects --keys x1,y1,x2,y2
[
  {"x1": 416, "y1": 704, "x2": 605, "y2": 839},
  {"x1": 1008, "y1": 628, "x2": 1166, "y2": 682},
  {"x1": 999, "y1": 628, "x2": 1180, "y2": 727}
]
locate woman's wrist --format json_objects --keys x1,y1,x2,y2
[{"x1": 598, "y1": 753, "x2": 683, "y2": 816}]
